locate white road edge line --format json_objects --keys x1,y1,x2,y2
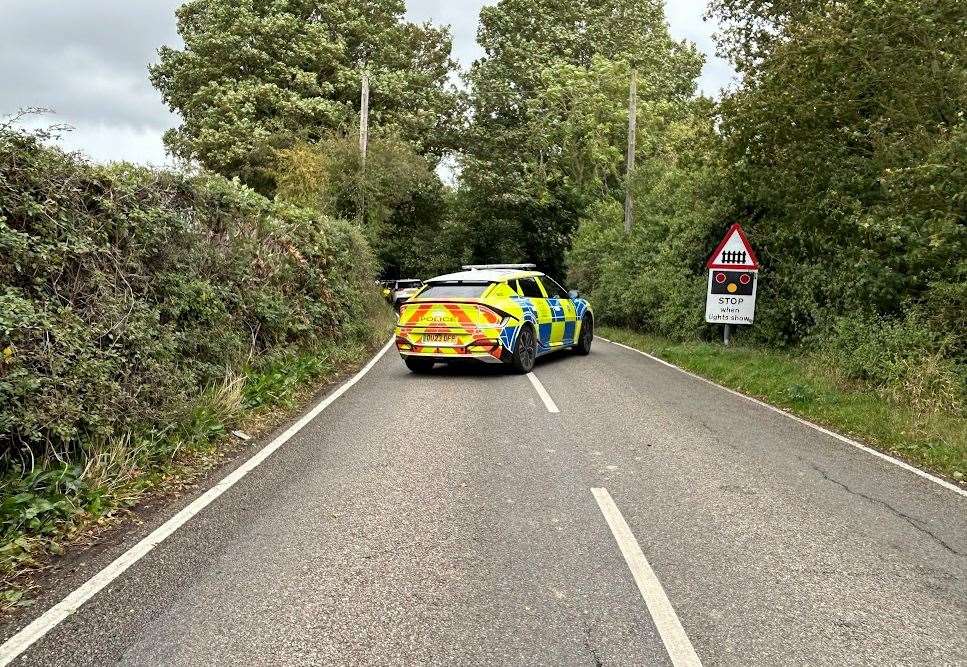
[
  {"x1": 527, "y1": 372, "x2": 560, "y2": 413},
  {"x1": 597, "y1": 336, "x2": 966, "y2": 498},
  {"x1": 0, "y1": 339, "x2": 395, "y2": 667},
  {"x1": 591, "y1": 488, "x2": 703, "y2": 667}
]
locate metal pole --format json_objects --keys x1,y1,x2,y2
[
  {"x1": 723, "y1": 324, "x2": 731, "y2": 346},
  {"x1": 623, "y1": 67, "x2": 637, "y2": 234},
  {"x1": 359, "y1": 70, "x2": 369, "y2": 169},
  {"x1": 358, "y1": 70, "x2": 369, "y2": 223}
]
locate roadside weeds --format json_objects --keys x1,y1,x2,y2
[{"x1": 0, "y1": 321, "x2": 393, "y2": 615}]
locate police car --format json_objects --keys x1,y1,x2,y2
[{"x1": 394, "y1": 264, "x2": 593, "y2": 373}]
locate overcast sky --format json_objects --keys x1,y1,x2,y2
[{"x1": 0, "y1": 0, "x2": 735, "y2": 166}]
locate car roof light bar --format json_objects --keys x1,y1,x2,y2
[{"x1": 461, "y1": 263, "x2": 537, "y2": 271}]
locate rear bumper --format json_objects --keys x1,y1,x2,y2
[
  {"x1": 399, "y1": 350, "x2": 505, "y2": 364},
  {"x1": 394, "y1": 329, "x2": 508, "y2": 363}
]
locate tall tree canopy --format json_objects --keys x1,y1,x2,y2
[
  {"x1": 710, "y1": 0, "x2": 967, "y2": 341},
  {"x1": 568, "y1": 0, "x2": 965, "y2": 373},
  {"x1": 458, "y1": 0, "x2": 702, "y2": 277},
  {"x1": 150, "y1": 0, "x2": 459, "y2": 192}
]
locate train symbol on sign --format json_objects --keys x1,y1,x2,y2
[{"x1": 720, "y1": 250, "x2": 747, "y2": 265}]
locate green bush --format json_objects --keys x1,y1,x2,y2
[
  {"x1": 0, "y1": 128, "x2": 383, "y2": 472},
  {"x1": 819, "y1": 311, "x2": 964, "y2": 415},
  {"x1": 567, "y1": 200, "x2": 710, "y2": 341}
]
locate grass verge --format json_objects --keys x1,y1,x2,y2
[
  {"x1": 599, "y1": 326, "x2": 966, "y2": 486},
  {"x1": 0, "y1": 312, "x2": 394, "y2": 613}
]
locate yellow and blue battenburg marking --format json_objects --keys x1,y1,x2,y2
[{"x1": 394, "y1": 269, "x2": 592, "y2": 364}]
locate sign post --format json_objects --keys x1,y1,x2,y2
[{"x1": 705, "y1": 224, "x2": 760, "y2": 343}]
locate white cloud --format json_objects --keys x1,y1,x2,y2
[
  {"x1": 663, "y1": 0, "x2": 738, "y2": 96},
  {"x1": 19, "y1": 117, "x2": 175, "y2": 167},
  {"x1": 0, "y1": 0, "x2": 181, "y2": 164}
]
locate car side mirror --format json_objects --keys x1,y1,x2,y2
[{"x1": 568, "y1": 289, "x2": 579, "y2": 299}]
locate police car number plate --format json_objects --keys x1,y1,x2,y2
[{"x1": 422, "y1": 333, "x2": 456, "y2": 344}]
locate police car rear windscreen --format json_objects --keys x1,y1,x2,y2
[{"x1": 419, "y1": 283, "x2": 491, "y2": 298}]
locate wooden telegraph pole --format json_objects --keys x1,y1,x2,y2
[
  {"x1": 623, "y1": 66, "x2": 637, "y2": 234},
  {"x1": 358, "y1": 70, "x2": 370, "y2": 223}
]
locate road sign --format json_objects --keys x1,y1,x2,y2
[
  {"x1": 706, "y1": 223, "x2": 759, "y2": 270},
  {"x1": 705, "y1": 224, "x2": 759, "y2": 326},
  {"x1": 706, "y1": 270, "x2": 757, "y2": 324}
]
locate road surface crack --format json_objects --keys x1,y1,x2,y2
[
  {"x1": 809, "y1": 463, "x2": 964, "y2": 557},
  {"x1": 581, "y1": 618, "x2": 604, "y2": 667}
]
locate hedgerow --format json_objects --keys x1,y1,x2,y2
[{"x1": 0, "y1": 129, "x2": 387, "y2": 589}]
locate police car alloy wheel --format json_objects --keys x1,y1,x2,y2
[{"x1": 510, "y1": 325, "x2": 537, "y2": 373}]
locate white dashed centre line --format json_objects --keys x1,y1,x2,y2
[
  {"x1": 591, "y1": 487, "x2": 703, "y2": 667},
  {"x1": 527, "y1": 372, "x2": 560, "y2": 413}
]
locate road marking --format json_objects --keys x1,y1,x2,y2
[
  {"x1": 598, "y1": 337, "x2": 966, "y2": 498},
  {"x1": 0, "y1": 339, "x2": 394, "y2": 667},
  {"x1": 591, "y1": 488, "x2": 703, "y2": 667},
  {"x1": 527, "y1": 372, "x2": 559, "y2": 413}
]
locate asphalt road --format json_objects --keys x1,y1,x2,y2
[{"x1": 3, "y1": 338, "x2": 965, "y2": 666}]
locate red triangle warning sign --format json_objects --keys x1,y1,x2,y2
[{"x1": 706, "y1": 223, "x2": 759, "y2": 269}]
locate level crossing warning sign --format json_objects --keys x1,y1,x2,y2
[
  {"x1": 705, "y1": 224, "x2": 759, "y2": 325},
  {"x1": 706, "y1": 223, "x2": 759, "y2": 270}
]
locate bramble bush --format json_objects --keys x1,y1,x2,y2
[{"x1": 0, "y1": 128, "x2": 387, "y2": 576}]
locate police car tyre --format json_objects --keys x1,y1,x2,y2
[
  {"x1": 574, "y1": 315, "x2": 593, "y2": 355},
  {"x1": 509, "y1": 325, "x2": 537, "y2": 373},
  {"x1": 404, "y1": 356, "x2": 435, "y2": 373}
]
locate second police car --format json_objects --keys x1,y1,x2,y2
[{"x1": 394, "y1": 264, "x2": 593, "y2": 373}]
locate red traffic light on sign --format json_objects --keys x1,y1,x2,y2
[{"x1": 710, "y1": 270, "x2": 755, "y2": 296}]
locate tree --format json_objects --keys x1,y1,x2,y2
[
  {"x1": 458, "y1": 0, "x2": 702, "y2": 276},
  {"x1": 709, "y1": 0, "x2": 967, "y2": 342},
  {"x1": 150, "y1": 0, "x2": 459, "y2": 193},
  {"x1": 565, "y1": 95, "x2": 724, "y2": 338},
  {"x1": 524, "y1": 56, "x2": 701, "y2": 204},
  {"x1": 273, "y1": 129, "x2": 467, "y2": 280},
  {"x1": 274, "y1": 130, "x2": 432, "y2": 224}
]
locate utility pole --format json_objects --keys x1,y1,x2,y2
[
  {"x1": 623, "y1": 66, "x2": 637, "y2": 234},
  {"x1": 358, "y1": 70, "x2": 369, "y2": 223}
]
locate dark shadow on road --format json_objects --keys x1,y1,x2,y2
[{"x1": 393, "y1": 348, "x2": 585, "y2": 379}]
